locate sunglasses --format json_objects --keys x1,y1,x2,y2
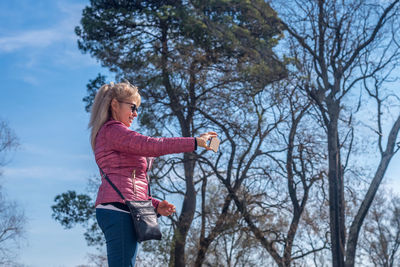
[{"x1": 118, "y1": 100, "x2": 138, "y2": 113}]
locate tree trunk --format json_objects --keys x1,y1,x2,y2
[
  {"x1": 169, "y1": 153, "x2": 196, "y2": 267},
  {"x1": 327, "y1": 106, "x2": 346, "y2": 267},
  {"x1": 158, "y1": 20, "x2": 197, "y2": 267},
  {"x1": 195, "y1": 191, "x2": 237, "y2": 266},
  {"x1": 345, "y1": 115, "x2": 400, "y2": 267}
]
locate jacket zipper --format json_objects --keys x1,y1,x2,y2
[{"x1": 131, "y1": 169, "x2": 136, "y2": 195}]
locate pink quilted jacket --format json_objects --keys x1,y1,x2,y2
[{"x1": 94, "y1": 119, "x2": 195, "y2": 209}]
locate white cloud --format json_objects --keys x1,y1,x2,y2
[
  {"x1": 0, "y1": 2, "x2": 84, "y2": 53},
  {"x1": 0, "y1": 1, "x2": 99, "y2": 72},
  {"x1": 0, "y1": 28, "x2": 67, "y2": 53}
]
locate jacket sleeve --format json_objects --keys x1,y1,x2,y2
[
  {"x1": 152, "y1": 198, "x2": 160, "y2": 210},
  {"x1": 104, "y1": 121, "x2": 195, "y2": 157}
]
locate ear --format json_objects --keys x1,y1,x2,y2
[{"x1": 110, "y1": 98, "x2": 119, "y2": 111}]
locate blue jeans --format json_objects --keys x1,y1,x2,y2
[{"x1": 96, "y1": 208, "x2": 139, "y2": 267}]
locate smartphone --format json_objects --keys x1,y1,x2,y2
[{"x1": 209, "y1": 137, "x2": 220, "y2": 153}]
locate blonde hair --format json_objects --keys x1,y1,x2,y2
[{"x1": 89, "y1": 82, "x2": 141, "y2": 151}]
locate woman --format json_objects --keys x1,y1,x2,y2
[{"x1": 89, "y1": 82, "x2": 217, "y2": 266}]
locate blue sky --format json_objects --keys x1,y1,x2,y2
[
  {"x1": 0, "y1": 1, "x2": 114, "y2": 266},
  {"x1": 1, "y1": 1, "x2": 400, "y2": 267}
]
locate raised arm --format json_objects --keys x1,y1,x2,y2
[{"x1": 103, "y1": 121, "x2": 195, "y2": 157}]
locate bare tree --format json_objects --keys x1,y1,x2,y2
[
  {"x1": 358, "y1": 188, "x2": 400, "y2": 267},
  {"x1": 192, "y1": 77, "x2": 333, "y2": 266},
  {"x1": 272, "y1": 0, "x2": 400, "y2": 266},
  {"x1": 0, "y1": 120, "x2": 19, "y2": 170},
  {"x1": 0, "y1": 120, "x2": 25, "y2": 266}
]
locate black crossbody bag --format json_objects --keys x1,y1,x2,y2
[{"x1": 99, "y1": 168, "x2": 162, "y2": 243}]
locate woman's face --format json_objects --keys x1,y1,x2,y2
[{"x1": 111, "y1": 98, "x2": 139, "y2": 127}]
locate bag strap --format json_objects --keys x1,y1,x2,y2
[
  {"x1": 99, "y1": 168, "x2": 152, "y2": 200},
  {"x1": 99, "y1": 168, "x2": 126, "y2": 201}
]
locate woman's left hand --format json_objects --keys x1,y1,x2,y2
[
  {"x1": 157, "y1": 200, "x2": 176, "y2": 216},
  {"x1": 196, "y1": 131, "x2": 218, "y2": 150}
]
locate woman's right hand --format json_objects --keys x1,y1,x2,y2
[{"x1": 196, "y1": 132, "x2": 218, "y2": 150}]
